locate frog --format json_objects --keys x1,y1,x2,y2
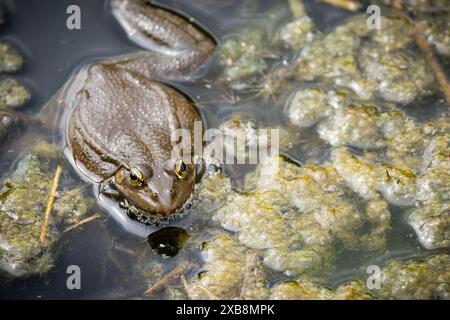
[
  {"x1": 49, "y1": 0, "x2": 215, "y2": 226},
  {"x1": 111, "y1": 0, "x2": 215, "y2": 80}
]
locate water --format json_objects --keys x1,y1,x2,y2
[{"x1": 0, "y1": 0, "x2": 448, "y2": 299}]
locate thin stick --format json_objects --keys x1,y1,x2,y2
[
  {"x1": 40, "y1": 165, "x2": 62, "y2": 243},
  {"x1": 138, "y1": 245, "x2": 150, "y2": 266},
  {"x1": 180, "y1": 275, "x2": 192, "y2": 300},
  {"x1": 392, "y1": 0, "x2": 403, "y2": 10},
  {"x1": 63, "y1": 214, "x2": 101, "y2": 233},
  {"x1": 319, "y1": 0, "x2": 361, "y2": 12},
  {"x1": 108, "y1": 251, "x2": 127, "y2": 274},
  {"x1": 240, "y1": 252, "x2": 257, "y2": 299},
  {"x1": 112, "y1": 242, "x2": 137, "y2": 256},
  {"x1": 288, "y1": 0, "x2": 306, "y2": 18},
  {"x1": 414, "y1": 31, "x2": 450, "y2": 105},
  {"x1": 143, "y1": 261, "x2": 195, "y2": 297},
  {"x1": 198, "y1": 285, "x2": 220, "y2": 300},
  {"x1": 100, "y1": 242, "x2": 111, "y2": 283},
  {"x1": 100, "y1": 253, "x2": 108, "y2": 284}
]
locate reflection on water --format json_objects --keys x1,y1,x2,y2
[{"x1": 147, "y1": 227, "x2": 190, "y2": 258}]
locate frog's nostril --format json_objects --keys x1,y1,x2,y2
[
  {"x1": 166, "y1": 188, "x2": 176, "y2": 199},
  {"x1": 148, "y1": 187, "x2": 159, "y2": 199}
]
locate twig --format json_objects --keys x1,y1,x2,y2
[
  {"x1": 143, "y1": 261, "x2": 195, "y2": 297},
  {"x1": 288, "y1": 0, "x2": 306, "y2": 18},
  {"x1": 414, "y1": 30, "x2": 450, "y2": 105},
  {"x1": 39, "y1": 165, "x2": 62, "y2": 243},
  {"x1": 112, "y1": 242, "x2": 137, "y2": 256},
  {"x1": 108, "y1": 250, "x2": 127, "y2": 274},
  {"x1": 100, "y1": 225, "x2": 113, "y2": 284},
  {"x1": 180, "y1": 275, "x2": 192, "y2": 300},
  {"x1": 262, "y1": 50, "x2": 280, "y2": 60},
  {"x1": 63, "y1": 214, "x2": 101, "y2": 233},
  {"x1": 319, "y1": 0, "x2": 361, "y2": 12},
  {"x1": 100, "y1": 238, "x2": 112, "y2": 284},
  {"x1": 198, "y1": 285, "x2": 220, "y2": 300},
  {"x1": 240, "y1": 252, "x2": 257, "y2": 299},
  {"x1": 100, "y1": 253, "x2": 108, "y2": 284},
  {"x1": 392, "y1": 0, "x2": 403, "y2": 10},
  {"x1": 138, "y1": 245, "x2": 150, "y2": 266}
]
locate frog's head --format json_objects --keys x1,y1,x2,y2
[{"x1": 110, "y1": 158, "x2": 197, "y2": 218}]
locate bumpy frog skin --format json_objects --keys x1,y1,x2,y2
[
  {"x1": 112, "y1": 0, "x2": 215, "y2": 79},
  {"x1": 62, "y1": 0, "x2": 214, "y2": 223}
]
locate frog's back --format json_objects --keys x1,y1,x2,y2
[{"x1": 67, "y1": 62, "x2": 200, "y2": 182}]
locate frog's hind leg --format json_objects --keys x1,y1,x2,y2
[
  {"x1": 111, "y1": 52, "x2": 208, "y2": 81},
  {"x1": 111, "y1": 0, "x2": 215, "y2": 81}
]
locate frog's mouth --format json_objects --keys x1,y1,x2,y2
[{"x1": 100, "y1": 180, "x2": 199, "y2": 226}]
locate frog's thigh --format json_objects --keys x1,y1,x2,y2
[
  {"x1": 69, "y1": 127, "x2": 118, "y2": 183},
  {"x1": 112, "y1": 53, "x2": 155, "y2": 79}
]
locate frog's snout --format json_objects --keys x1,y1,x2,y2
[
  {"x1": 151, "y1": 187, "x2": 178, "y2": 214},
  {"x1": 111, "y1": 168, "x2": 193, "y2": 218},
  {"x1": 147, "y1": 184, "x2": 174, "y2": 201}
]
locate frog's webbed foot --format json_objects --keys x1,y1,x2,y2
[
  {"x1": 0, "y1": 111, "x2": 47, "y2": 147},
  {"x1": 0, "y1": 111, "x2": 44, "y2": 128},
  {"x1": 0, "y1": 111, "x2": 18, "y2": 141},
  {"x1": 112, "y1": 0, "x2": 215, "y2": 80}
]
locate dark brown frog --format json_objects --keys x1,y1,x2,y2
[{"x1": 61, "y1": 0, "x2": 215, "y2": 224}]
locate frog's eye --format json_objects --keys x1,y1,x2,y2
[
  {"x1": 175, "y1": 160, "x2": 188, "y2": 179},
  {"x1": 129, "y1": 168, "x2": 144, "y2": 187}
]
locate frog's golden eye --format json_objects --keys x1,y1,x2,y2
[
  {"x1": 175, "y1": 160, "x2": 188, "y2": 179},
  {"x1": 128, "y1": 168, "x2": 144, "y2": 187}
]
